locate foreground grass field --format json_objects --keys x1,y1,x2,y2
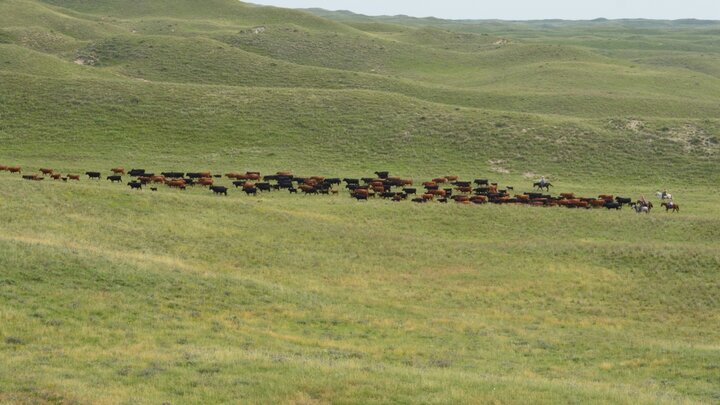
[
  {"x1": 1, "y1": 0, "x2": 720, "y2": 403},
  {"x1": 1, "y1": 173, "x2": 719, "y2": 403}
]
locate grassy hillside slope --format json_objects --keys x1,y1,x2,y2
[{"x1": 1, "y1": 1, "x2": 719, "y2": 404}]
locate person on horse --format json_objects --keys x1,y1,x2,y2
[
  {"x1": 539, "y1": 176, "x2": 547, "y2": 188},
  {"x1": 639, "y1": 195, "x2": 648, "y2": 207},
  {"x1": 667, "y1": 198, "x2": 674, "y2": 208},
  {"x1": 662, "y1": 189, "x2": 668, "y2": 199}
]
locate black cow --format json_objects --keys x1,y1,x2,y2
[
  {"x1": 604, "y1": 201, "x2": 622, "y2": 210},
  {"x1": 210, "y1": 186, "x2": 228, "y2": 196},
  {"x1": 256, "y1": 183, "x2": 272, "y2": 192},
  {"x1": 243, "y1": 187, "x2": 257, "y2": 196},
  {"x1": 186, "y1": 172, "x2": 204, "y2": 179},
  {"x1": 128, "y1": 169, "x2": 145, "y2": 177},
  {"x1": 474, "y1": 179, "x2": 489, "y2": 186},
  {"x1": 615, "y1": 197, "x2": 632, "y2": 206},
  {"x1": 412, "y1": 198, "x2": 427, "y2": 203},
  {"x1": 438, "y1": 198, "x2": 449, "y2": 204},
  {"x1": 354, "y1": 194, "x2": 368, "y2": 201},
  {"x1": 233, "y1": 181, "x2": 246, "y2": 188},
  {"x1": 162, "y1": 172, "x2": 184, "y2": 179},
  {"x1": 86, "y1": 172, "x2": 101, "y2": 179},
  {"x1": 127, "y1": 181, "x2": 142, "y2": 190},
  {"x1": 380, "y1": 192, "x2": 396, "y2": 199},
  {"x1": 150, "y1": 187, "x2": 158, "y2": 192},
  {"x1": 403, "y1": 188, "x2": 417, "y2": 195},
  {"x1": 107, "y1": 175, "x2": 122, "y2": 183},
  {"x1": 343, "y1": 178, "x2": 360, "y2": 185},
  {"x1": 452, "y1": 181, "x2": 472, "y2": 187},
  {"x1": 375, "y1": 171, "x2": 390, "y2": 179},
  {"x1": 288, "y1": 187, "x2": 297, "y2": 194}
]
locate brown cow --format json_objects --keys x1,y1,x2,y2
[
  {"x1": 51, "y1": 173, "x2": 62, "y2": 180},
  {"x1": 226, "y1": 172, "x2": 242, "y2": 179},
  {"x1": 0, "y1": 165, "x2": 8, "y2": 171},
  {"x1": 8, "y1": 166, "x2": 21, "y2": 174},
  {"x1": 40, "y1": 168, "x2": 54, "y2": 175},
  {"x1": 277, "y1": 171, "x2": 292, "y2": 177},
  {"x1": 429, "y1": 189, "x2": 447, "y2": 197},
  {"x1": 401, "y1": 179, "x2": 414, "y2": 186},
  {"x1": 198, "y1": 178, "x2": 214, "y2": 187},
  {"x1": 432, "y1": 177, "x2": 448, "y2": 184},
  {"x1": 151, "y1": 175, "x2": 166, "y2": 183},
  {"x1": 243, "y1": 182, "x2": 256, "y2": 190},
  {"x1": 138, "y1": 176, "x2": 152, "y2": 184},
  {"x1": 456, "y1": 186, "x2": 472, "y2": 194},
  {"x1": 111, "y1": 167, "x2": 125, "y2": 174},
  {"x1": 422, "y1": 181, "x2": 437, "y2": 188},
  {"x1": 68, "y1": 174, "x2": 80, "y2": 181},
  {"x1": 560, "y1": 193, "x2": 575, "y2": 199},
  {"x1": 598, "y1": 194, "x2": 614, "y2": 201},
  {"x1": 167, "y1": 179, "x2": 186, "y2": 189},
  {"x1": 198, "y1": 172, "x2": 212, "y2": 178},
  {"x1": 422, "y1": 194, "x2": 435, "y2": 201},
  {"x1": 446, "y1": 175, "x2": 459, "y2": 181}
]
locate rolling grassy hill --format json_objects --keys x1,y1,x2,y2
[{"x1": 1, "y1": 1, "x2": 719, "y2": 403}]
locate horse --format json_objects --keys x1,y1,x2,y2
[
  {"x1": 661, "y1": 202, "x2": 680, "y2": 213},
  {"x1": 656, "y1": 191, "x2": 672, "y2": 200},
  {"x1": 533, "y1": 182, "x2": 552, "y2": 191},
  {"x1": 631, "y1": 201, "x2": 653, "y2": 214}
]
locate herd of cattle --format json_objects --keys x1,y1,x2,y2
[{"x1": 0, "y1": 165, "x2": 669, "y2": 212}]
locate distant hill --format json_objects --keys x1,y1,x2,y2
[{"x1": 0, "y1": 0, "x2": 717, "y2": 183}]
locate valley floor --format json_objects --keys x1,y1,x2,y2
[{"x1": 1, "y1": 174, "x2": 718, "y2": 404}]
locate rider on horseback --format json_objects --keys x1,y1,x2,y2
[{"x1": 539, "y1": 176, "x2": 547, "y2": 188}]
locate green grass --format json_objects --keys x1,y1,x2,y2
[
  {"x1": 1, "y1": 176, "x2": 719, "y2": 404},
  {"x1": 1, "y1": 0, "x2": 719, "y2": 403}
]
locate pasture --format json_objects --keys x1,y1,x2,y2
[
  {"x1": 1, "y1": 0, "x2": 719, "y2": 403},
  {"x1": 1, "y1": 169, "x2": 719, "y2": 404}
]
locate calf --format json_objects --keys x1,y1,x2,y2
[
  {"x1": 107, "y1": 175, "x2": 122, "y2": 183},
  {"x1": 210, "y1": 186, "x2": 228, "y2": 196},
  {"x1": 86, "y1": 171, "x2": 101, "y2": 179}
]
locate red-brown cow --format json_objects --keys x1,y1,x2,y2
[{"x1": 198, "y1": 178, "x2": 213, "y2": 187}]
